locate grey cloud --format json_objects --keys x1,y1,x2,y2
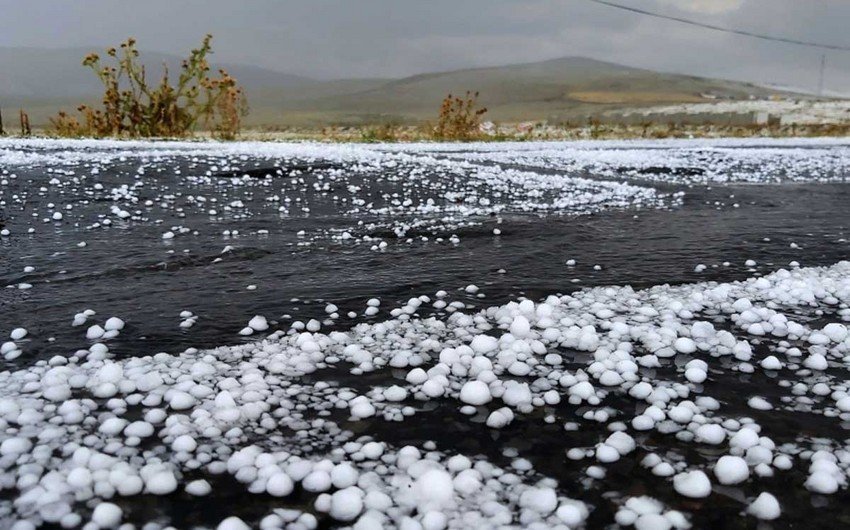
[{"x1": 0, "y1": 0, "x2": 847, "y2": 92}]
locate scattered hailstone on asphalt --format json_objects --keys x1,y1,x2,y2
[{"x1": 2, "y1": 139, "x2": 850, "y2": 527}]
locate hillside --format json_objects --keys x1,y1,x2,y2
[
  {"x1": 0, "y1": 47, "x2": 314, "y2": 99},
  {"x1": 271, "y1": 57, "x2": 787, "y2": 127},
  {"x1": 0, "y1": 46, "x2": 317, "y2": 127},
  {"x1": 0, "y1": 50, "x2": 797, "y2": 128}
]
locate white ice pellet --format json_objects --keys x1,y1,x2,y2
[
  {"x1": 303, "y1": 470, "x2": 332, "y2": 492},
  {"x1": 217, "y1": 517, "x2": 251, "y2": 530},
  {"x1": 383, "y1": 385, "x2": 408, "y2": 402},
  {"x1": 0, "y1": 437, "x2": 32, "y2": 456},
  {"x1": 674, "y1": 337, "x2": 696, "y2": 354},
  {"x1": 760, "y1": 356, "x2": 782, "y2": 370},
  {"x1": 169, "y1": 391, "x2": 196, "y2": 410},
  {"x1": 695, "y1": 424, "x2": 726, "y2": 445},
  {"x1": 186, "y1": 479, "x2": 212, "y2": 496},
  {"x1": 673, "y1": 470, "x2": 712, "y2": 498},
  {"x1": 91, "y1": 503, "x2": 122, "y2": 528},
  {"x1": 329, "y1": 486, "x2": 364, "y2": 521},
  {"x1": 266, "y1": 473, "x2": 294, "y2": 497},
  {"x1": 124, "y1": 421, "x2": 154, "y2": 438},
  {"x1": 714, "y1": 455, "x2": 749, "y2": 485},
  {"x1": 86, "y1": 325, "x2": 105, "y2": 340},
  {"x1": 145, "y1": 469, "x2": 178, "y2": 495},
  {"x1": 459, "y1": 380, "x2": 491, "y2": 405},
  {"x1": 412, "y1": 469, "x2": 454, "y2": 512},
  {"x1": 172, "y1": 435, "x2": 197, "y2": 452},
  {"x1": 104, "y1": 317, "x2": 125, "y2": 331},
  {"x1": 248, "y1": 315, "x2": 269, "y2": 331},
  {"x1": 747, "y1": 492, "x2": 781, "y2": 520},
  {"x1": 519, "y1": 487, "x2": 558, "y2": 514}
]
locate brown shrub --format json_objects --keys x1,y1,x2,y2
[
  {"x1": 430, "y1": 91, "x2": 487, "y2": 141},
  {"x1": 49, "y1": 35, "x2": 248, "y2": 139}
]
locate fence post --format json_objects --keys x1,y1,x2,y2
[{"x1": 19, "y1": 109, "x2": 31, "y2": 137}]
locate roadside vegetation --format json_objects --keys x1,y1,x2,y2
[
  {"x1": 48, "y1": 35, "x2": 247, "y2": 139},
  {"x1": 245, "y1": 120, "x2": 850, "y2": 143},
  {"x1": 430, "y1": 91, "x2": 488, "y2": 140},
  {"x1": 359, "y1": 122, "x2": 402, "y2": 143},
  {"x1": 356, "y1": 92, "x2": 489, "y2": 142},
  {"x1": 3, "y1": 49, "x2": 848, "y2": 142}
]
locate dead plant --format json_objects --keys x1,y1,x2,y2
[
  {"x1": 431, "y1": 91, "x2": 487, "y2": 141},
  {"x1": 49, "y1": 35, "x2": 248, "y2": 139}
]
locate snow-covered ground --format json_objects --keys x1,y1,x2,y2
[
  {"x1": 391, "y1": 137, "x2": 850, "y2": 184},
  {"x1": 0, "y1": 138, "x2": 677, "y2": 248},
  {"x1": 615, "y1": 99, "x2": 850, "y2": 125},
  {"x1": 1, "y1": 138, "x2": 850, "y2": 529}
]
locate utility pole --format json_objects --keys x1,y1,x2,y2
[{"x1": 817, "y1": 54, "x2": 826, "y2": 97}]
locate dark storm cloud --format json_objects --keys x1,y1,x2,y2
[{"x1": 1, "y1": 0, "x2": 848, "y2": 92}]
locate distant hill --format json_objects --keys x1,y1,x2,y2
[
  {"x1": 275, "y1": 56, "x2": 789, "y2": 126},
  {"x1": 0, "y1": 47, "x2": 313, "y2": 99},
  {"x1": 0, "y1": 49, "x2": 799, "y2": 128}
]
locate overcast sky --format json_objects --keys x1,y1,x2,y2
[{"x1": 1, "y1": 0, "x2": 849, "y2": 93}]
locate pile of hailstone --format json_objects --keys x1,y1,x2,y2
[{"x1": 1, "y1": 261, "x2": 849, "y2": 529}]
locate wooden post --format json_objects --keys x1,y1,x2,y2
[
  {"x1": 19, "y1": 109, "x2": 31, "y2": 137},
  {"x1": 0, "y1": 107, "x2": 4, "y2": 135}
]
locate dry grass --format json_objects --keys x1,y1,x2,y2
[
  {"x1": 568, "y1": 91, "x2": 707, "y2": 104},
  {"x1": 429, "y1": 91, "x2": 488, "y2": 141},
  {"x1": 359, "y1": 122, "x2": 401, "y2": 142},
  {"x1": 13, "y1": 119, "x2": 850, "y2": 143}
]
